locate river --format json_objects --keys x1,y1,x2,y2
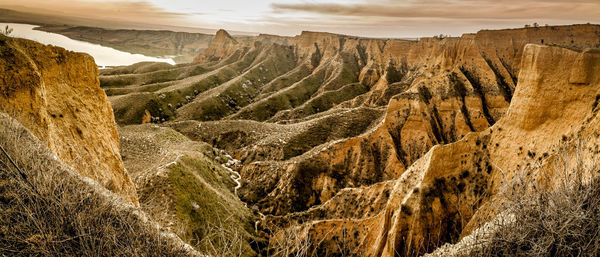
[{"x1": 0, "y1": 23, "x2": 175, "y2": 67}]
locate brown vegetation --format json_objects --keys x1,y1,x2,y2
[{"x1": 0, "y1": 114, "x2": 199, "y2": 256}]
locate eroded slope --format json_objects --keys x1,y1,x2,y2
[{"x1": 0, "y1": 34, "x2": 137, "y2": 204}]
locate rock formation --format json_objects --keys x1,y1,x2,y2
[
  {"x1": 263, "y1": 43, "x2": 600, "y2": 256},
  {"x1": 367, "y1": 43, "x2": 600, "y2": 257},
  {"x1": 193, "y1": 29, "x2": 241, "y2": 63},
  {"x1": 97, "y1": 24, "x2": 600, "y2": 256},
  {"x1": 0, "y1": 34, "x2": 138, "y2": 204}
]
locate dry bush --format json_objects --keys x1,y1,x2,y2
[
  {"x1": 197, "y1": 217, "x2": 246, "y2": 257},
  {"x1": 264, "y1": 220, "x2": 361, "y2": 257},
  {"x1": 267, "y1": 223, "x2": 312, "y2": 257},
  {"x1": 0, "y1": 114, "x2": 199, "y2": 256},
  {"x1": 471, "y1": 143, "x2": 600, "y2": 257}
]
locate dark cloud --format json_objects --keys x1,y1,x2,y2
[{"x1": 0, "y1": 0, "x2": 190, "y2": 23}]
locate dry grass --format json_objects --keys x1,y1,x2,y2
[
  {"x1": 467, "y1": 142, "x2": 600, "y2": 257},
  {"x1": 266, "y1": 223, "x2": 312, "y2": 257},
  {"x1": 197, "y1": 217, "x2": 246, "y2": 257},
  {"x1": 262, "y1": 220, "x2": 364, "y2": 257},
  {"x1": 0, "y1": 113, "x2": 199, "y2": 256}
]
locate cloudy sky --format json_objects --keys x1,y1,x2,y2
[{"x1": 3, "y1": 0, "x2": 600, "y2": 37}]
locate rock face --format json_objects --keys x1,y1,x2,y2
[
  {"x1": 273, "y1": 44, "x2": 600, "y2": 257},
  {"x1": 173, "y1": 24, "x2": 599, "y2": 218},
  {"x1": 100, "y1": 24, "x2": 600, "y2": 256},
  {"x1": 193, "y1": 29, "x2": 240, "y2": 63},
  {"x1": 370, "y1": 44, "x2": 600, "y2": 257},
  {"x1": 0, "y1": 34, "x2": 138, "y2": 204}
]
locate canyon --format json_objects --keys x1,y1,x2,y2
[
  {"x1": 1, "y1": 21, "x2": 600, "y2": 257},
  {"x1": 98, "y1": 23, "x2": 600, "y2": 256}
]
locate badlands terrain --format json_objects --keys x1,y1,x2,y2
[{"x1": 1, "y1": 22, "x2": 600, "y2": 257}]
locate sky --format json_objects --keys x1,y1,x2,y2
[{"x1": 2, "y1": 0, "x2": 600, "y2": 38}]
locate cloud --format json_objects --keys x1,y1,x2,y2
[
  {"x1": 93, "y1": 1, "x2": 189, "y2": 18},
  {"x1": 271, "y1": 0, "x2": 600, "y2": 20},
  {"x1": 2, "y1": 0, "x2": 598, "y2": 38},
  {"x1": 1, "y1": 0, "x2": 190, "y2": 23},
  {"x1": 257, "y1": 0, "x2": 600, "y2": 37}
]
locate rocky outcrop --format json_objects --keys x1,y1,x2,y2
[
  {"x1": 0, "y1": 35, "x2": 138, "y2": 204},
  {"x1": 187, "y1": 25, "x2": 599, "y2": 218},
  {"x1": 193, "y1": 29, "x2": 240, "y2": 63}
]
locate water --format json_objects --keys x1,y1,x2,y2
[{"x1": 1, "y1": 23, "x2": 176, "y2": 66}]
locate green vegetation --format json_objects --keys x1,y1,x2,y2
[
  {"x1": 386, "y1": 60, "x2": 407, "y2": 84},
  {"x1": 256, "y1": 64, "x2": 312, "y2": 99},
  {"x1": 336, "y1": 53, "x2": 362, "y2": 88},
  {"x1": 104, "y1": 82, "x2": 171, "y2": 96},
  {"x1": 180, "y1": 44, "x2": 297, "y2": 121},
  {"x1": 168, "y1": 156, "x2": 256, "y2": 256},
  {"x1": 100, "y1": 62, "x2": 174, "y2": 76},
  {"x1": 100, "y1": 63, "x2": 210, "y2": 88},
  {"x1": 282, "y1": 108, "x2": 382, "y2": 159},
  {"x1": 234, "y1": 50, "x2": 363, "y2": 122},
  {"x1": 111, "y1": 93, "x2": 155, "y2": 124},
  {"x1": 235, "y1": 69, "x2": 327, "y2": 121},
  {"x1": 286, "y1": 82, "x2": 370, "y2": 119},
  {"x1": 110, "y1": 47, "x2": 262, "y2": 124}
]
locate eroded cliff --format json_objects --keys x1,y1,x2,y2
[
  {"x1": 272, "y1": 44, "x2": 600, "y2": 256},
  {"x1": 0, "y1": 34, "x2": 138, "y2": 204},
  {"x1": 98, "y1": 24, "x2": 600, "y2": 256}
]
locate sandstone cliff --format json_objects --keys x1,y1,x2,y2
[
  {"x1": 97, "y1": 24, "x2": 600, "y2": 256},
  {"x1": 193, "y1": 29, "x2": 241, "y2": 63},
  {"x1": 273, "y1": 44, "x2": 600, "y2": 256},
  {"x1": 174, "y1": 25, "x2": 599, "y2": 218},
  {"x1": 0, "y1": 34, "x2": 138, "y2": 204}
]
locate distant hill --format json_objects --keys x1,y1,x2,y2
[
  {"x1": 0, "y1": 8, "x2": 261, "y2": 63},
  {"x1": 0, "y1": 7, "x2": 255, "y2": 35}
]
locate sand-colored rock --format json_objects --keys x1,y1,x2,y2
[
  {"x1": 286, "y1": 44, "x2": 600, "y2": 257},
  {"x1": 0, "y1": 35, "x2": 138, "y2": 204},
  {"x1": 199, "y1": 25, "x2": 598, "y2": 218},
  {"x1": 98, "y1": 24, "x2": 600, "y2": 256},
  {"x1": 193, "y1": 29, "x2": 240, "y2": 63}
]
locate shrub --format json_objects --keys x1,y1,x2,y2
[
  {"x1": 0, "y1": 114, "x2": 199, "y2": 256},
  {"x1": 471, "y1": 144, "x2": 600, "y2": 256},
  {"x1": 0, "y1": 25, "x2": 12, "y2": 36}
]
